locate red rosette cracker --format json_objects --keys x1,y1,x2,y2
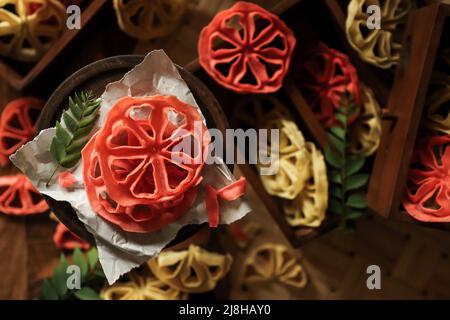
[
  {"x1": 299, "y1": 43, "x2": 361, "y2": 128},
  {"x1": 82, "y1": 95, "x2": 210, "y2": 233},
  {"x1": 53, "y1": 222, "x2": 91, "y2": 251},
  {"x1": 0, "y1": 97, "x2": 45, "y2": 166},
  {"x1": 402, "y1": 134, "x2": 450, "y2": 222},
  {"x1": 198, "y1": 1, "x2": 296, "y2": 94},
  {"x1": 58, "y1": 170, "x2": 77, "y2": 188},
  {"x1": 0, "y1": 174, "x2": 49, "y2": 215}
]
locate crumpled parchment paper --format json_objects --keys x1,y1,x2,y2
[{"x1": 11, "y1": 50, "x2": 250, "y2": 284}]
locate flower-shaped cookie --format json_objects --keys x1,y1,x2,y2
[
  {"x1": 198, "y1": 1, "x2": 296, "y2": 93},
  {"x1": 349, "y1": 83, "x2": 382, "y2": 156},
  {"x1": 101, "y1": 270, "x2": 187, "y2": 300},
  {"x1": 0, "y1": 174, "x2": 48, "y2": 215},
  {"x1": 283, "y1": 142, "x2": 328, "y2": 228},
  {"x1": 299, "y1": 43, "x2": 361, "y2": 128},
  {"x1": 0, "y1": 97, "x2": 44, "y2": 166},
  {"x1": 0, "y1": 0, "x2": 66, "y2": 61},
  {"x1": 402, "y1": 134, "x2": 450, "y2": 222},
  {"x1": 258, "y1": 118, "x2": 311, "y2": 200},
  {"x1": 113, "y1": 0, "x2": 187, "y2": 40},
  {"x1": 82, "y1": 95, "x2": 209, "y2": 233},
  {"x1": 241, "y1": 243, "x2": 307, "y2": 289},
  {"x1": 148, "y1": 244, "x2": 233, "y2": 293},
  {"x1": 346, "y1": 0, "x2": 412, "y2": 68}
]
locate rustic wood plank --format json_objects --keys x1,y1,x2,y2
[
  {"x1": 368, "y1": 3, "x2": 448, "y2": 218},
  {"x1": 0, "y1": 216, "x2": 28, "y2": 299},
  {"x1": 0, "y1": 0, "x2": 108, "y2": 90}
]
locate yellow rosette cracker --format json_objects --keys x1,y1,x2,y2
[
  {"x1": 283, "y1": 142, "x2": 328, "y2": 228},
  {"x1": 113, "y1": 0, "x2": 187, "y2": 40},
  {"x1": 0, "y1": 0, "x2": 66, "y2": 62},
  {"x1": 241, "y1": 243, "x2": 307, "y2": 289},
  {"x1": 349, "y1": 83, "x2": 382, "y2": 156},
  {"x1": 101, "y1": 270, "x2": 187, "y2": 300},
  {"x1": 148, "y1": 244, "x2": 232, "y2": 293},
  {"x1": 345, "y1": 0, "x2": 412, "y2": 68},
  {"x1": 258, "y1": 118, "x2": 312, "y2": 200}
]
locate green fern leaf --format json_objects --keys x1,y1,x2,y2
[
  {"x1": 346, "y1": 157, "x2": 366, "y2": 176},
  {"x1": 39, "y1": 247, "x2": 105, "y2": 300},
  {"x1": 50, "y1": 91, "x2": 101, "y2": 169},
  {"x1": 325, "y1": 92, "x2": 372, "y2": 227},
  {"x1": 63, "y1": 112, "x2": 78, "y2": 132}
]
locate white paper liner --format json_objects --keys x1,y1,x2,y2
[{"x1": 11, "y1": 50, "x2": 250, "y2": 284}]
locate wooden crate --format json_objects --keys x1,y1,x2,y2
[
  {"x1": 367, "y1": 2, "x2": 450, "y2": 227},
  {"x1": 187, "y1": 0, "x2": 391, "y2": 246},
  {"x1": 0, "y1": 0, "x2": 107, "y2": 90}
]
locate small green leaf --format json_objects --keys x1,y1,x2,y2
[
  {"x1": 324, "y1": 147, "x2": 343, "y2": 169},
  {"x1": 52, "y1": 265, "x2": 68, "y2": 297},
  {"x1": 69, "y1": 96, "x2": 82, "y2": 119},
  {"x1": 328, "y1": 198, "x2": 343, "y2": 214},
  {"x1": 330, "y1": 127, "x2": 346, "y2": 140},
  {"x1": 66, "y1": 137, "x2": 89, "y2": 154},
  {"x1": 336, "y1": 113, "x2": 347, "y2": 125},
  {"x1": 73, "y1": 248, "x2": 88, "y2": 278},
  {"x1": 346, "y1": 157, "x2": 365, "y2": 176},
  {"x1": 55, "y1": 122, "x2": 71, "y2": 147},
  {"x1": 74, "y1": 287, "x2": 101, "y2": 300},
  {"x1": 73, "y1": 123, "x2": 95, "y2": 139},
  {"x1": 73, "y1": 92, "x2": 83, "y2": 108},
  {"x1": 346, "y1": 193, "x2": 367, "y2": 209},
  {"x1": 330, "y1": 186, "x2": 342, "y2": 199},
  {"x1": 60, "y1": 253, "x2": 68, "y2": 272},
  {"x1": 328, "y1": 132, "x2": 345, "y2": 155},
  {"x1": 50, "y1": 137, "x2": 66, "y2": 162},
  {"x1": 79, "y1": 112, "x2": 98, "y2": 128},
  {"x1": 83, "y1": 100, "x2": 101, "y2": 116},
  {"x1": 87, "y1": 247, "x2": 98, "y2": 270},
  {"x1": 345, "y1": 174, "x2": 370, "y2": 192},
  {"x1": 63, "y1": 112, "x2": 78, "y2": 132},
  {"x1": 346, "y1": 209, "x2": 363, "y2": 220},
  {"x1": 60, "y1": 153, "x2": 81, "y2": 168},
  {"x1": 329, "y1": 170, "x2": 342, "y2": 184},
  {"x1": 41, "y1": 279, "x2": 59, "y2": 300}
]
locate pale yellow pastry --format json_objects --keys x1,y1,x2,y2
[
  {"x1": 283, "y1": 142, "x2": 328, "y2": 228},
  {"x1": 113, "y1": 0, "x2": 187, "y2": 40},
  {"x1": 349, "y1": 83, "x2": 382, "y2": 156},
  {"x1": 0, "y1": 0, "x2": 66, "y2": 62},
  {"x1": 258, "y1": 118, "x2": 312, "y2": 200},
  {"x1": 101, "y1": 270, "x2": 187, "y2": 300},
  {"x1": 148, "y1": 244, "x2": 233, "y2": 293},
  {"x1": 241, "y1": 243, "x2": 307, "y2": 289},
  {"x1": 346, "y1": 0, "x2": 412, "y2": 68},
  {"x1": 425, "y1": 50, "x2": 450, "y2": 134}
]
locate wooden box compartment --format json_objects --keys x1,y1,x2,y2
[
  {"x1": 195, "y1": 72, "x2": 340, "y2": 247},
  {"x1": 187, "y1": 0, "x2": 391, "y2": 246},
  {"x1": 0, "y1": 0, "x2": 107, "y2": 90},
  {"x1": 368, "y1": 2, "x2": 450, "y2": 227}
]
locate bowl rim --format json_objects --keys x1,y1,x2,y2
[{"x1": 37, "y1": 54, "x2": 230, "y2": 247}]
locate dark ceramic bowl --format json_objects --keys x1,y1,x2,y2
[{"x1": 37, "y1": 55, "x2": 230, "y2": 247}]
